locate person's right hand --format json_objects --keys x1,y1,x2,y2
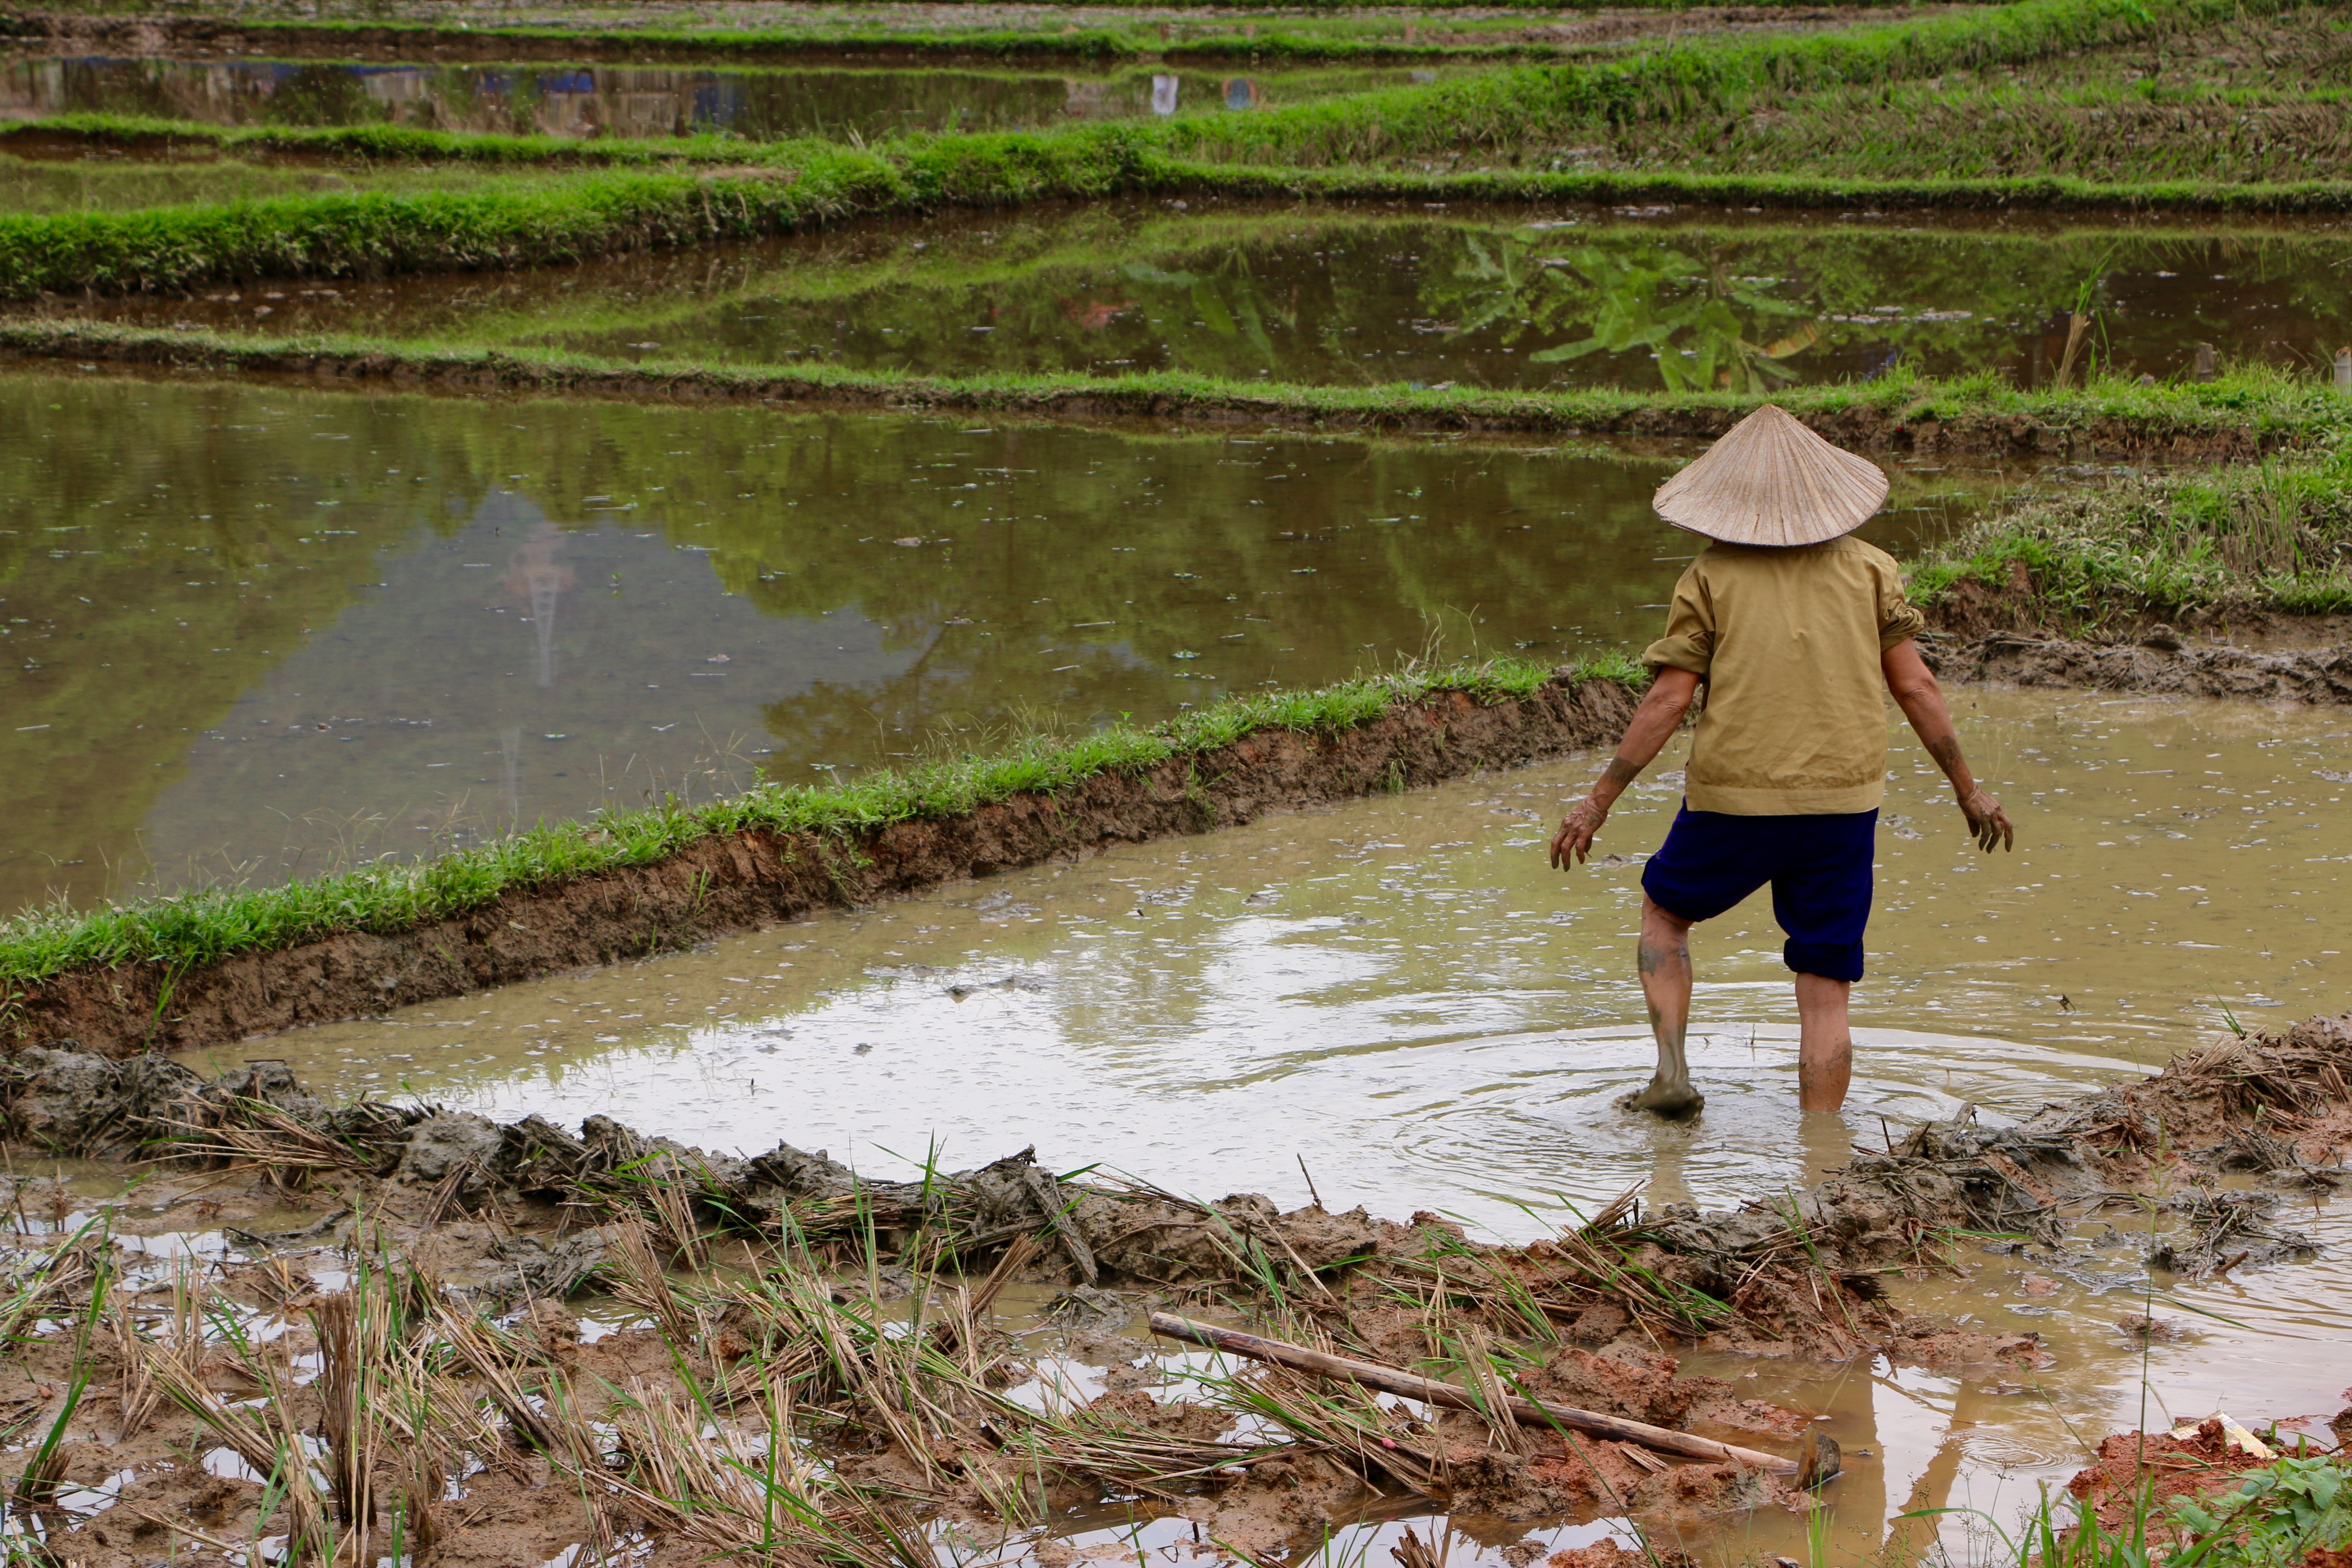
[
  {"x1": 1960, "y1": 787, "x2": 2014, "y2": 853},
  {"x1": 1550, "y1": 799, "x2": 1608, "y2": 869}
]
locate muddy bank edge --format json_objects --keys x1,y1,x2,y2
[{"x1": 4, "y1": 675, "x2": 1637, "y2": 1060}]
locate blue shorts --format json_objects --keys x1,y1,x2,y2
[{"x1": 1638, "y1": 805, "x2": 1877, "y2": 983}]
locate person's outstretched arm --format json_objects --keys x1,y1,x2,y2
[
  {"x1": 1881, "y1": 639, "x2": 2014, "y2": 852},
  {"x1": 1550, "y1": 666, "x2": 1703, "y2": 869}
]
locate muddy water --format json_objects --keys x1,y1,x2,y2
[
  {"x1": 267, "y1": 687, "x2": 2352, "y2": 1226},
  {"x1": 46, "y1": 199, "x2": 2352, "y2": 392},
  {"x1": 0, "y1": 370, "x2": 1998, "y2": 916},
  {"x1": 263, "y1": 686, "x2": 2352, "y2": 1559},
  {"x1": 0, "y1": 55, "x2": 1452, "y2": 140}
]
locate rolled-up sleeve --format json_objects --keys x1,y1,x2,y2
[
  {"x1": 1642, "y1": 562, "x2": 1715, "y2": 676},
  {"x1": 1876, "y1": 561, "x2": 1926, "y2": 650}
]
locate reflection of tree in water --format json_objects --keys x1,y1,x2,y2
[
  {"x1": 1437, "y1": 233, "x2": 1821, "y2": 392},
  {"x1": 1120, "y1": 251, "x2": 1296, "y2": 367}
]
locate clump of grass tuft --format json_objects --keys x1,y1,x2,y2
[{"x1": 1908, "y1": 436, "x2": 2352, "y2": 626}]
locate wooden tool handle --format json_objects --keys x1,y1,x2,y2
[{"x1": 1149, "y1": 1311, "x2": 1828, "y2": 1481}]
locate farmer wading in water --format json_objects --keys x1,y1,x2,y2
[{"x1": 1550, "y1": 405, "x2": 2015, "y2": 1119}]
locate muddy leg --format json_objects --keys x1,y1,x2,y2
[
  {"x1": 1795, "y1": 972, "x2": 1853, "y2": 1112},
  {"x1": 1624, "y1": 896, "x2": 1703, "y2": 1118}
]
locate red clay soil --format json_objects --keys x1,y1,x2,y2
[
  {"x1": 2065, "y1": 1416, "x2": 2305, "y2": 1534},
  {"x1": 5, "y1": 677, "x2": 1635, "y2": 1060}
]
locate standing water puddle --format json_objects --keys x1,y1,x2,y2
[
  {"x1": 42, "y1": 200, "x2": 2352, "y2": 391},
  {"x1": 251, "y1": 685, "x2": 2352, "y2": 1560},
  {"x1": 263, "y1": 688, "x2": 2352, "y2": 1225},
  {"x1": 0, "y1": 55, "x2": 1455, "y2": 139},
  {"x1": 0, "y1": 369, "x2": 1996, "y2": 914}
]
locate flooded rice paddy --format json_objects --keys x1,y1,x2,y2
[
  {"x1": 46, "y1": 200, "x2": 2352, "y2": 392},
  {"x1": 7, "y1": 21, "x2": 2352, "y2": 1568},
  {"x1": 250, "y1": 686, "x2": 2352, "y2": 1558},
  {"x1": 0, "y1": 53, "x2": 1452, "y2": 139},
  {"x1": 0, "y1": 370, "x2": 1995, "y2": 916},
  {"x1": 262, "y1": 689, "x2": 2352, "y2": 1225}
]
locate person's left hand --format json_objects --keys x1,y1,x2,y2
[
  {"x1": 1960, "y1": 787, "x2": 2014, "y2": 852},
  {"x1": 1550, "y1": 799, "x2": 1608, "y2": 869}
]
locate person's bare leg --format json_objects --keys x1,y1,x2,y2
[
  {"x1": 1625, "y1": 897, "x2": 1704, "y2": 1118},
  {"x1": 1794, "y1": 972, "x2": 1853, "y2": 1112}
]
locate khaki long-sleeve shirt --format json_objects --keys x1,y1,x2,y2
[{"x1": 1641, "y1": 537, "x2": 1926, "y2": 815}]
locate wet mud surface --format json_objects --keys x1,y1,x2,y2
[
  {"x1": 0, "y1": 1009, "x2": 2345, "y2": 1565},
  {"x1": 245, "y1": 685, "x2": 2352, "y2": 1231},
  {"x1": 1922, "y1": 629, "x2": 2352, "y2": 706}
]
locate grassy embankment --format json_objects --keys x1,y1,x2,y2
[
  {"x1": 0, "y1": 0, "x2": 2331, "y2": 303},
  {"x1": 4, "y1": 315, "x2": 2340, "y2": 453},
  {"x1": 1577, "y1": 3, "x2": 2352, "y2": 183},
  {"x1": 0, "y1": 15, "x2": 1582, "y2": 62},
  {"x1": 0, "y1": 0, "x2": 1951, "y2": 60},
  {"x1": 0, "y1": 652, "x2": 1632, "y2": 991},
  {"x1": 1911, "y1": 441, "x2": 2352, "y2": 626},
  {"x1": 88, "y1": 205, "x2": 2320, "y2": 394}
]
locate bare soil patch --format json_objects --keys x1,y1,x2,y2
[{"x1": 1919, "y1": 628, "x2": 2352, "y2": 704}]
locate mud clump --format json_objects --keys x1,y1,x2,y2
[
  {"x1": 1547, "y1": 1544, "x2": 1696, "y2": 1568},
  {"x1": 1920, "y1": 628, "x2": 2352, "y2": 704},
  {"x1": 2065, "y1": 1416, "x2": 2305, "y2": 1533},
  {"x1": 7, "y1": 1019, "x2": 2351, "y2": 1565},
  {"x1": 18, "y1": 1017, "x2": 2352, "y2": 1353}
]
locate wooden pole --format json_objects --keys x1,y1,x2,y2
[{"x1": 1149, "y1": 1313, "x2": 1833, "y2": 1482}]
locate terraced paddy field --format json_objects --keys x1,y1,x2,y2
[
  {"x1": 0, "y1": 368, "x2": 2005, "y2": 915},
  {"x1": 0, "y1": 53, "x2": 1473, "y2": 139},
  {"x1": 8, "y1": 1, "x2": 2352, "y2": 1565},
  {"x1": 37, "y1": 201, "x2": 2352, "y2": 392}
]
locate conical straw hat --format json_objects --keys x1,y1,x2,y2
[{"x1": 1651, "y1": 404, "x2": 1888, "y2": 547}]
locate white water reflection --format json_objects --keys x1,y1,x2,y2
[{"x1": 264, "y1": 687, "x2": 2352, "y2": 1239}]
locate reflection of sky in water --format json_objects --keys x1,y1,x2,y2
[
  {"x1": 274, "y1": 690, "x2": 2352, "y2": 1240},
  {"x1": 1678, "y1": 1190, "x2": 2352, "y2": 1567},
  {"x1": 255, "y1": 692, "x2": 2352, "y2": 1568},
  {"x1": 138, "y1": 492, "x2": 910, "y2": 879},
  {"x1": 18, "y1": 377, "x2": 1999, "y2": 912}
]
